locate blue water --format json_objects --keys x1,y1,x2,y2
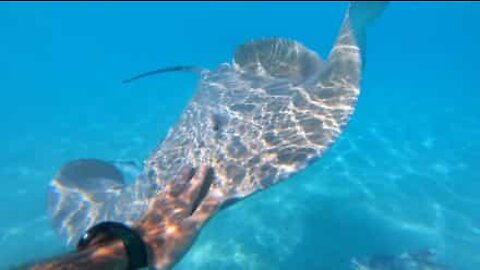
[{"x1": 1, "y1": 2, "x2": 479, "y2": 269}]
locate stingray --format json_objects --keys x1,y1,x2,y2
[{"x1": 47, "y1": 0, "x2": 388, "y2": 257}]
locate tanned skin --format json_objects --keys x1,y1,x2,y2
[{"x1": 22, "y1": 166, "x2": 223, "y2": 270}]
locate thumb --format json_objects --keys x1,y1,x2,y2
[{"x1": 182, "y1": 190, "x2": 225, "y2": 231}]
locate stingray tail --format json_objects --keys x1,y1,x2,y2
[{"x1": 122, "y1": 65, "x2": 204, "y2": 84}]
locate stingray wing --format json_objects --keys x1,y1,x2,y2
[{"x1": 47, "y1": 159, "x2": 152, "y2": 245}]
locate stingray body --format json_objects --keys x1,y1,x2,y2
[{"x1": 47, "y1": 0, "x2": 388, "y2": 250}]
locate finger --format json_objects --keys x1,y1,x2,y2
[
  {"x1": 166, "y1": 166, "x2": 194, "y2": 196},
  {"x1": 183, "y1": 189, "x2": 225, "y2": 230},
  {"x1": 176, "y1": 165, "x2": 195, "y2": 183},
  {"x1": 180, "y1": 165, "x2": 209, "y2": 203}
]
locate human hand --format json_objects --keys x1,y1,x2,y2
[
  {"x1": 134, "y1": 165, "x2": 222, "y2": 269},
  {"x1": 25, "y1": 165, "x2": 223, "y2": 270}
]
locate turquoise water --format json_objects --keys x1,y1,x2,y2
[{"x1": 1, "y1": 2, "x2": 479, "y2": 269}]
